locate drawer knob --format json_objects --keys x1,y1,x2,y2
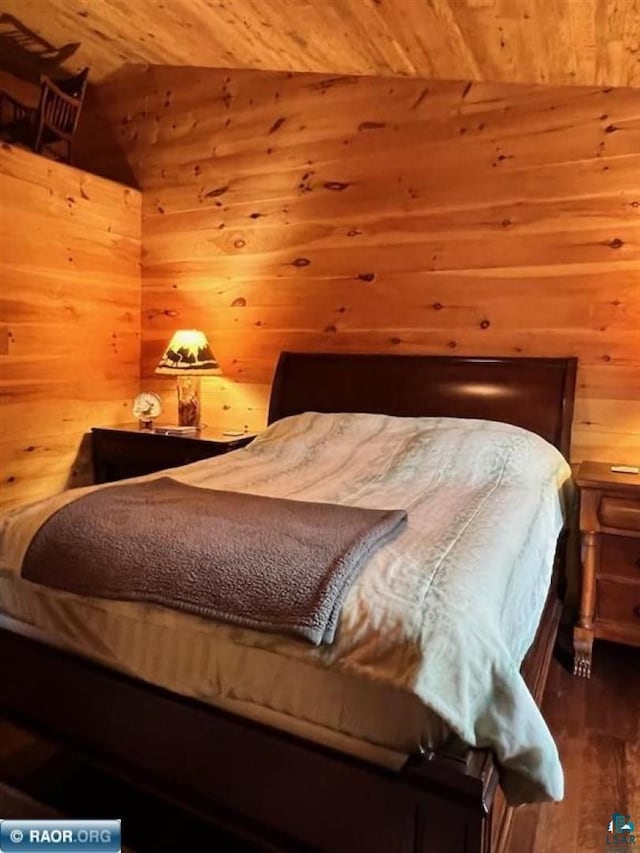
[{"x1": 635, "y1": 605, "x2": 640, "y2": 620}]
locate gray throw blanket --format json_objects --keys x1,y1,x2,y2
[{"x1": 22, "y1": 477, "x2": 407, "y2": 645}]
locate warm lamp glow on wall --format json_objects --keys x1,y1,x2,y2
[{"x1": 155, "y1": 329, "x2": 221, "y2": 428}]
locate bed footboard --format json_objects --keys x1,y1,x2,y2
[
  {"x1": 0, "y1": 619, "x2": 497, "y2": 852},
  {"x1": 0, "y1": 570, "x2": 562, "y2": 853},
  {"x1": 0, "y1": 533, "x2": 566, "y2": 853}
]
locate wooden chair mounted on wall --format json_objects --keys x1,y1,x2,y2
[{"x1": 0, "y1": 67, "x2": 89, "y2": 164}]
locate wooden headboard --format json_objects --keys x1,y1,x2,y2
[{"x1": 268, "y1": 353, "x2": 578, "y2": 459}]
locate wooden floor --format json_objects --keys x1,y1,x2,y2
[
  {"x1": 1, "y1": 638, "x2": 638, "y2": 852},
  {"x1": 508, "y1": 639, "x2": 639, "y2": 852}
]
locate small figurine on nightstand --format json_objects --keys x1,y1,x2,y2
[{"x1": 132, "y1": 392, "x2": 163, "y2": 430}]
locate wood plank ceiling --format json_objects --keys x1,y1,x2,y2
[{"x1": 1, "y1": 0, "x2": 639, "y2": 88}]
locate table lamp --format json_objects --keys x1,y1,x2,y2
[{"x1": 155, "y1": 329, "x2": 221, "y2": 429}]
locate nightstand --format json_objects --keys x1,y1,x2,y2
[
  {"x1": 573, "y1": 461, "x2": 640, "y2": 677},
  {"x1": 91, "y1": 424, "x2": 255, "y2": 484}
]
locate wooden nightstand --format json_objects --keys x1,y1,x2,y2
[
  {"x1": 573, "y1": 461, "x2": 640, "y2": 677},
  {"x1": 92, "y1": 424, "x2": 256, "y2": 484}
]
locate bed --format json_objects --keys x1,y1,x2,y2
[{"x1": 0, "y1": 352, "x2": 577, "y2": 853}]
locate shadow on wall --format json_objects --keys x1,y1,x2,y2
[
  {"x1": 0, "y1": 13, "x2": 80, "y2": 83},
  {"x1": 73, "y1": 65, "x2": 143, "y2": 188},
  {"x1": 64, "y1": 433, "x2": 95, "y2": 491}
]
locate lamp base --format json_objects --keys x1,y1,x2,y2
[{"x1": 176, "y1": 375, "x2": 201, "y2": 428}]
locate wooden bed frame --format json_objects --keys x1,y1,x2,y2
[{"x1": 0, "y1": 353, "x2": 578, "y2": 853}]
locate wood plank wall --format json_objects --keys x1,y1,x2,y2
[
  {"x1": 79, "y1": 67, "x2": 640, "y2": 463},
  {"x1": 0, "y1": 144, "x2": 141, "y2": 509}
]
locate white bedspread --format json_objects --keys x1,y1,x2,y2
[{"x1": 0, "y1": 412, "x2": 571, "y2": 804}]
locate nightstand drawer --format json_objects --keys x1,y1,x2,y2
[
  {"x1": 599, "y1": 496, "x2": 640, "y2": 531},
  {"x1": 597, "y1": 579, "x2": 640, "y2": 626},
  {"x1": 599, "y1": 535, "x2": 640, "y2": 581}
]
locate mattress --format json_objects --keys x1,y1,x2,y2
[{"x1": 0, "y1": 411, "x2": 572, "y2": 803}]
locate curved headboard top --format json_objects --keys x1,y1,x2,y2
[{"x1": 268, "y1": 352, "x2": 577, "y2": 460}]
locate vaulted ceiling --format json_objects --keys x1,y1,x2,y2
[{"x1": 1, "y1": 0, "x2": 639, "y2": 88}]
